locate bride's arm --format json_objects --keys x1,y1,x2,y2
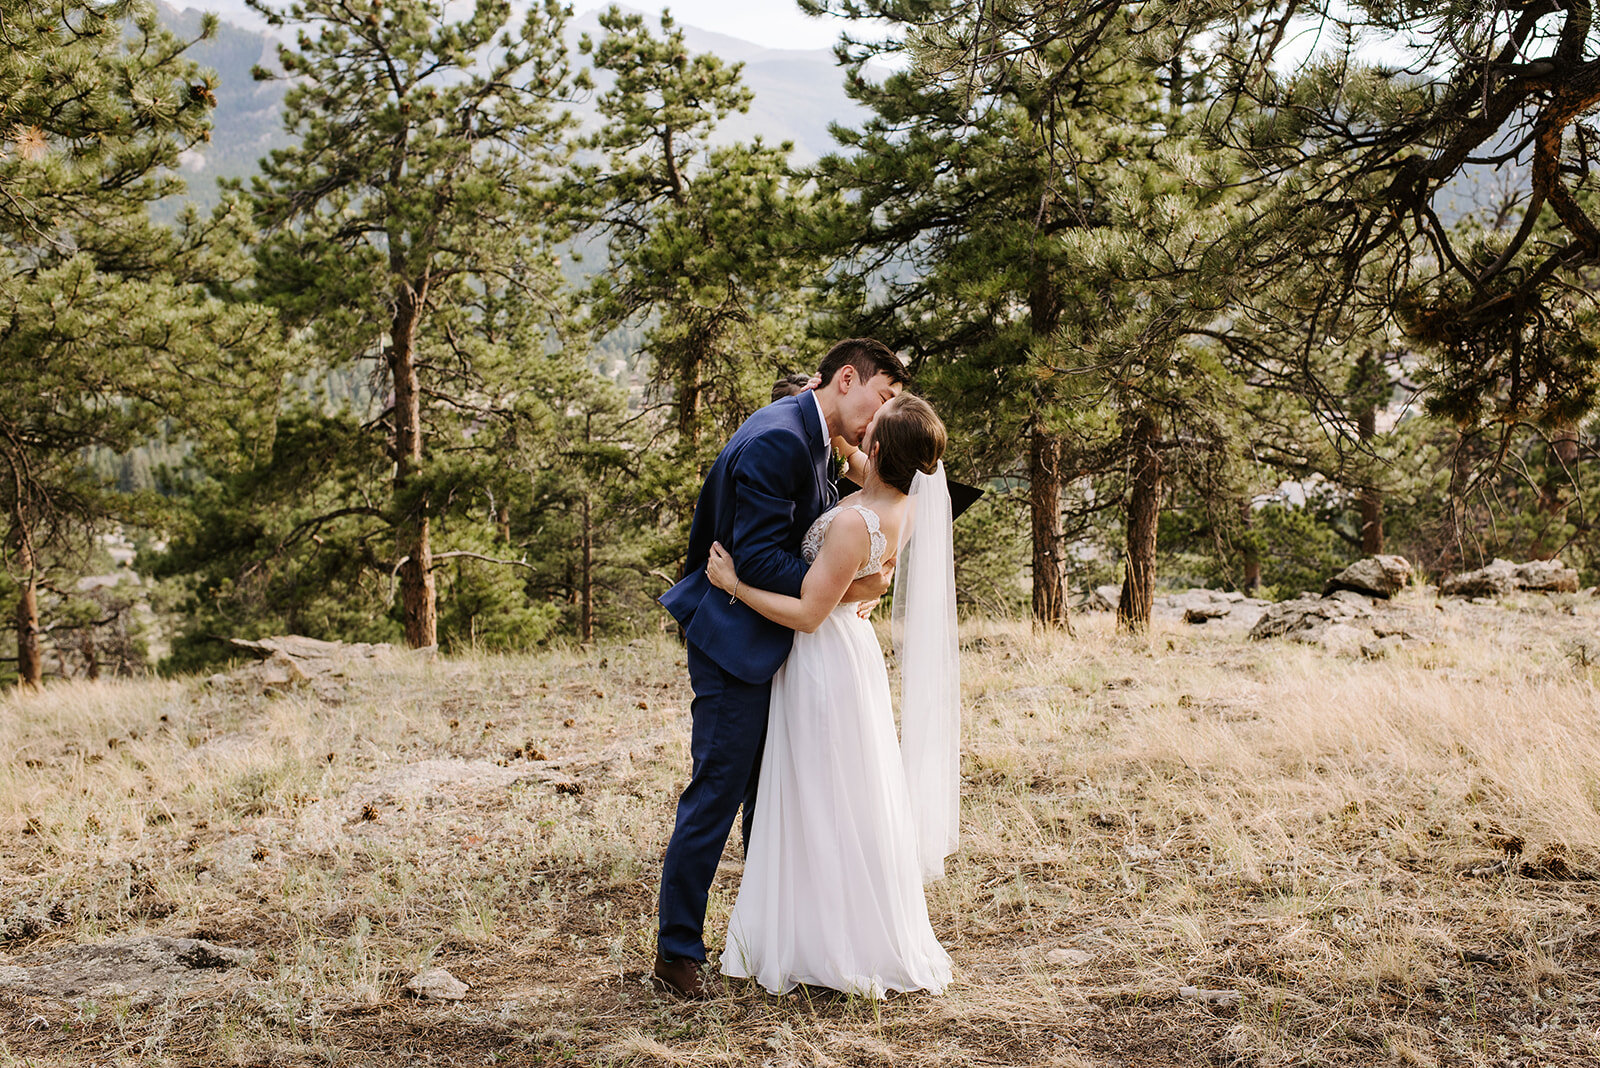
[
  {"x1": 706, "y1": 512, "x2": 871, "y2": 633},
  {"x1": 833, "y1": 434, "x2": 868, "y2": 485}
]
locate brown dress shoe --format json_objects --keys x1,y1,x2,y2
[{"x1": 653, "y1": 952, "x2": 718, "y2": 999}]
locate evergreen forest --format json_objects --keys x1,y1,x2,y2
[{"x1": 8, "y1": 0, "x2": 1600, "y2": 686}]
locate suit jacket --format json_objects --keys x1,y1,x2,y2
[{"x1": 659, "y1": 394, "x2": 833, "y2": 684}]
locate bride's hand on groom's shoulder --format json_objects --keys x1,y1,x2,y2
[
  {"x1": 845, "y1": 556, "x2": 895, "y2": 615},
  {"x1": 705, "y1": 541, "x2": 737, "y2": 594}
]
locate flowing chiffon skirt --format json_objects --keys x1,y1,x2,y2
[{"x1": 719, "y1": 604, "x2": 952, "y2": 997}]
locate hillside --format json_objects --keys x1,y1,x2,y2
[
  {"x1": 3, "y1": 603, "x2": 1599, "y2": 1064},
  {"x1": 156, "y1": 3, "x2": 291, "y2": 213},
  {"x1": 158, "y1": 0, "x2": 869, "y2": 214}
]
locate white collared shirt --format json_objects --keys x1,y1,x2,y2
[{"x1": 804, "y1": 388, "x2": 830, "y2": 461}]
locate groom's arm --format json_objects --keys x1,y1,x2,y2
[{"x1": 727, "y1": 434, "x2": 810, "y2": 599}]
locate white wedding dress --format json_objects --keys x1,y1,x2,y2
[{"x1": 719, "y1": 502, "x2": 953, "y2": 998}]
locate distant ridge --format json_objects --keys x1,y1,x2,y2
[{"x1": 161, "y1": 0, "x2": 870, "y2": 209}]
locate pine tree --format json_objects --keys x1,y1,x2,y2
[
  {"x1": 919, "y1": 1, "x2": 1600, "y2": 510},
  {"x1": 245, "y1": 0, "x2": 583, "y2": 648},
  {"x1": 570, "y1": 6, "x2": 822, "y2": 473},
  {"x1": 809, "y1": 0, "x2": 1240, "y2": 629},
  {"x1": 0, "y1": 0, "x2": 277, "y2": 686}
]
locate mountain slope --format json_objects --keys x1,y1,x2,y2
[{"x1": 158, "y1": 0, "x2": 867, "y2": 213}]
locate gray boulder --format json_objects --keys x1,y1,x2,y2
[
  {"x1": 1439, "y1": 559, "x2": 1519, "y2": 597},
  {"x1": 1324, "y1": 555, "x2": 1413, "y2": 598},
  {"x1": 1515, "y1": 559, "x2": 1581, "y2": 593},
  {"x1": 1082, "y1": 585, "x2": 1269, "y2": 628},
  {"x1": 1087, "y1": 585, "x2": 1123, "y2": 612},
  {"x1": 1441, "y1": 558, "x2": 1579, "y2": 597},
  {"x1": 1248, "y1": 592, "x2": 1373, "y2": 643}
]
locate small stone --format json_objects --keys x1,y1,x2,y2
[
  {"x1": 406, "y1": 967, "x2": 467, "y2": 1001},
  {"x1": 1046, "y1": 948, "x2": 1096, "y2": 966},
  {"x1": 1183, "y1": 606, "x2": 1228, "y2": 624},
  {"x1": 1178, "y1": 985, "x2": 1242, "y2": 1008}
]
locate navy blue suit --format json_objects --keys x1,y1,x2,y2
[{"x1": 656, "y1": 393, "x2": 835, "y2": 962}]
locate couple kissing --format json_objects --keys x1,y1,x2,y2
[{"x1": 656, "y1": 337, "x2": 961, "y2": 1000}]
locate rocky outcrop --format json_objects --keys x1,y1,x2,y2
[
  {"x1": 1085, "y1": 586, "x2": 1270, "y2": 629},
  {"x1": 0, "y1": 937, "x2": 252, "y2": 1000},
  {"x1": 1440, "y1": 559, "x2": 1579, "y2": 597},
  {"x1": 1249, "y1": 590, "x2": 1373, "y2": 644},
  {"x1": 213, "y1": 634, "x2": 426, "y2": 692},
  {"x1": 1248, "y1": 589, "x2": 1427, "y2": 652},
  {"x1": 1323, "y1": 555, "x2": 1413, "y2": 598}
]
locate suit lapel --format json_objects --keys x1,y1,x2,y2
[{"x1": 797, "y1": 392, "x2": 835, "y2": 510}]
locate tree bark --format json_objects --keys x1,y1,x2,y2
[
  {"x1": 1541, "y1": 422, "x2": 1580, "y2": 515},
  {"x1": 1118, "y1": 411, "x2": 1162, "y2": 634},
  {"x1": 1533, "y1": 421, "x2": 1580, "y2": 558},
  {"x1": 1029, "y1": 424, "x2": 1069, "y2": 628},
  {"x1": 1357, "y1": 395, "x2": 1384, "y2": 555},
  {"x1": 81, "y1": 627, "x2": 99, "y2": 681},
  {"x1": 390, "y1": 282, "x2": 437, "y2": 649},
  {"x1": 1027, "y1": 251, "x2": 1068, "y2": 630},
  {"x1": 677, "y1": 366, "x2": 702, "y2": 449},
  {"x1": 1352, "y1": 350, "x2": 1385, "y2": 554},
  {"x1": 14, "y1": 528, "x2": 41, "y2": 688},
  {"x1": 580, "y1": 492, "x2": 594, "y2": 643},
  {"x1": 1240, "y1": 500, "x2": 1261, "y2": 591}
]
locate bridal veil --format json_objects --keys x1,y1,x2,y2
[{"x1": 891, "y1": 461, "x2": 961, "y2": 881}]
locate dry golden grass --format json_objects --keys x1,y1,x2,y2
[{"x1": 2, "y1": 597, "x2": 1600, "y2": 1065}]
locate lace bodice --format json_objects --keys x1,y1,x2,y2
[{"x1": 801, "y1": 503, "x2": 887, "y2": 579}]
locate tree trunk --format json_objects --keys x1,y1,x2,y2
[
  {"x1": 580, "y1": 492, "x2": 594, "y2": 643},
  {"x1": 1026, "y1": 250, "x2": 1068, "y2": 630},
  {"x1": 1118, "y1": 411, "x2": 1162, "y2": 634},
  {"x1": 81, "y1": 629, "x2": 99, "y2": 680},
  {"x1": 390, "y1": 283, "x2": 437, "y2": 649},
  {"x1": 1029, "y1": 425, "x2": 1069, "y2": 628},
  {"x1": 1534, "y1": 422, "x2": 1580, "y2": 558},
  {"x1": 1541, "y1": 422, "x2": 1580, "y2": 516},
  {"x1": 14, "y1": 529, "x2": 41, "y2": 688},
  {"x1": 15, "y1": 578, "x2": 41, "y2": 688},
  {"x1": 1357, "y1": 395, "x2": 1384, "y2": 555},
  {"x1": 677, "y1": 363, "x2": 702, "y2": 449},
  {"x1": 1240, "y1": 500, "x2": 1261, "y2": 591},
  {"x1": 1352, "y1": 350, "x2": 1384, "y2": 554}
]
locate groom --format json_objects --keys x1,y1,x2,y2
[{"x1": 654, "y1": 338, "x2": 909, "y2": 997}]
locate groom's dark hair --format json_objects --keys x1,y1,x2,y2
[{"x1": 816, "y1": 338, "x2": 909, "y2": 389}]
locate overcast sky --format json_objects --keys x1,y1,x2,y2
[{"x1": 574, "y1": 0, "x2": 852, "y2": 51}]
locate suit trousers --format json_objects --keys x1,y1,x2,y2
[{"x1": 656, "y1": 640, "x2": 771, "y2": 962}]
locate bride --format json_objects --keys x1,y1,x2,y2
[{"x1": 703, "y1": 392, "x2": 960, "y2": 998}]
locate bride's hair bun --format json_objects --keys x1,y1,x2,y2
[{"x1": 872, "y1": 395, "x2": 946, "y2": 494}]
